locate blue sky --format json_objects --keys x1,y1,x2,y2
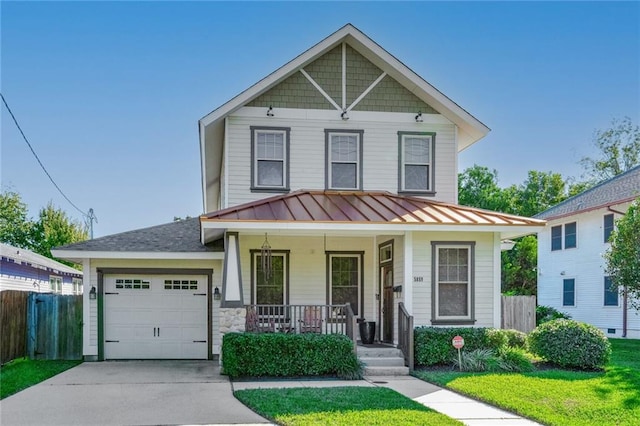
[{"x1": 2, "y1": 2, "x2": 639, "y2": 237}]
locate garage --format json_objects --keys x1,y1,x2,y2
[{"x1": 103, "y1": 274, "x2": 208, "y2": 360}]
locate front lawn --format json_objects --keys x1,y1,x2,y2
[
  {"x1": 414, "y1": 338, "x2": 640, "y2": 426},
  {"x1": 235, "y1": 386, "x2": 462, "y2": 426},
  {"x1": 0, "y1": 358, "x2": 81, "y2": 399}
]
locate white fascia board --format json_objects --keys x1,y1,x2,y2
[
  {"x1": 201, "y1": 220, "x2": 545, "y2": 236},
  {"x1": 500, "y1": 227, "x2": 546, "y2": 240},
  {"x1": 51, "y1": 250, "x2": 224, "y2": 261},
  {"x1": 199, "y1": 120, "x2": 207, "y2": 214},
  {"x1": 199, "y1": 26, "x2": 353, "y2": 128}
]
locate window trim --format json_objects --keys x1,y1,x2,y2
[
  {"x1": 562, "y1": 278, "x2": 576, "y2": 307},
  {"x1": 49, "y1": 275, "x2": 62, "y2": 294},
  {"x1": 564, "y1": 222, "x2": 577, "y2": 249},
  {"x1": 325, "y1": 251, "x2": 364, "y2": 316},
  {"x1": 604, "y1": 214, "x2": 614, "y2": 243},
  {"x1": 250, "y1": 250, "x2": 290, "y2": 305},
  {"x1": 604, "y1": 276, "x2": 619, "y2": 307},
  {"x1": 324, "y1": 129, "x2": 364, "y2": 190},
  {"x1": 250, "y1": 126, "x2": 291, "y2": 192},
  {"x1": 397, "y1": 131, "x2": 436, "y2": 195},
  {"x1": 431, "y1": 241, "x2": 476, "y2": 325},
  {"x1": 551, "y1": 225, "x2": 562, "y2": 251}
]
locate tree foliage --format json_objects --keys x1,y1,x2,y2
[
  {"x1": 0, "y1": 191, "x2": 88, "y2": 265},
  {"x1": 501, "y1": 235, "x2": 538, "y2": 295},
  {"x1": 580, "y1": 117, "x2": 640, "y2": 183},
  {"x1": 605, "y1": 198, "x2": 640, "y2": 310}
]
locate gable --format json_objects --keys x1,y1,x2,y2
[{"x1": 246, "y1": 42, "x2": 437, "y2": 114}]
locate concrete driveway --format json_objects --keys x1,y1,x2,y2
[{"x1": 0, "y1": 361, "x2": 270, "y2": 426}]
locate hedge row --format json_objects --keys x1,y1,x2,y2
[{"x1": 221, "y1": 332, "x2": 362, "y2": 379}]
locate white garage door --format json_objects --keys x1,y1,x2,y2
[{"x1": 104, "y1": 274, "x2": 208, "y2": 359}]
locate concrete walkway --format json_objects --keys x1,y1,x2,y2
[{"x1": 234, "y1": 375, "x2": 542, "y2": 426}]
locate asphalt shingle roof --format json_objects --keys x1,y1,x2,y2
[
  {"x1": 535, "y1": 165, "x2": 640, "y2": 220},
  {"x1": 55, "y1": 218, "x2": 222, "y2": 252}
]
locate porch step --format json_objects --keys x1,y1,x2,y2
[{"x1": 358, "y1": 345, "x2": 409, "y2": 376}]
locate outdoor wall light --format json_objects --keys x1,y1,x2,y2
[
  {"x1": 415, "y1": 111, "x2": 423, "y2": 123},
  {"x1": 266, "y1": 105, "x2": 274, "y2": 117},
  {"x1": 89, "y1": 286, "x2": 97, "y2": 300},
  {"x1": 213, "y1": 287, "x2": 221, "y2": 301},
  {"x1": 341, "y1": 109, "x2": 349, "y2": 120}
]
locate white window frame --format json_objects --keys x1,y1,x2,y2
[
  {"x1": 399, "y1": 132, "x2": 435, "y2": 193},
  {"x1": 327, "y1": 253, "x2": 362, "y2": 316},
  {"x1": 49, "y1": 275, "x2": 62, "y2": 294},
  {"x1": 325, "y1": 130, "x2": 363, "y2": 190},
  {"x1": 251, "y1": 251, "x2": 288, "y2": 305},
  {"x1": 251, "y1": 127, "x2": 289, "y2": 191},
  {"x1": 72, "y1": 278, "x2": 83, "y2": 295},
  {"x1": 433, "y1": 243, "x2": 474, "y2": 323}
]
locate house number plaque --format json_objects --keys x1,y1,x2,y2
[{"x1": 413, "y1": 276, "x2": 424, "y2": 282}]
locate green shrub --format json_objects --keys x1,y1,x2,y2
[
  {"x1": 502, "y1": 329, "x2": 528, "y2": 349},
  {"x1": 221, "y1": 333, "x2": 363, "y2": 379},
  {"x1": 485, "y1": 329, "x2": 509, "y2": 349},
  {"x1": 452, "y1": 348, "x2": 499, "y2": 372},
  {"x1": 528, "y1": 319, "x2": 611, "y2": 370},
  {"x1": 497, "y1": 347, "x2": 534, "y2": 372},
  {"x1": 414, "y1": 327, "x2": 494, "y2": 366},
  {"x1": 536, "y1": 305, "x2": 571, "y2": 325}
]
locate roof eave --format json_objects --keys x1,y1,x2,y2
[{"x1": 51, "y1": 249, "x2": 225, "y2": 263}]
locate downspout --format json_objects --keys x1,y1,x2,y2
[{"x1": 623, "y1": 286, "x2": 628, "y2": 338}]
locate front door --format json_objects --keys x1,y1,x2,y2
[{"x1": 381, "y1": 264, "x2": 394, "y2": 343}]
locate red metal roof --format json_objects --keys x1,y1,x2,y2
[{"x1": 201, "y1": 191, "x2": 544, "y2": 227}]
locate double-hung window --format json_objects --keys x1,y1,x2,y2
[
  {"x1": 551, "y1": 222, "x2": 577, "y2": 250},
  {"x1": 327, "y1": 253, "x2": 362, "y2": 315},
  {"x1": 251, "y1": 127, "x2": 290, "y2": 191},
  {"x1": 604, "y1": 276, "x2": 618, "y2": 306},
  {"x1": 604, "y1": 214, "x2": 614, "y2": 242},
  {"x1": 252, "y1": 251, "x2": 288, "y2": 306},
  {"x1": 398, "y1": 132, "x2": 435, "y2": 193},
  {"x1": 325, "y1": 130, "x2": 363, "y2": 190},
  {"x1": 563, "y1": 278, "x2": 575, "y2": 306},
  {"x1": 49, "y1": 276, "x2": 62, "y2": 294},
  {"x1": 432, "y1": 242, "x2": 475, "y2": 323}
]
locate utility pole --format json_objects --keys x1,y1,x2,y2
[{"x1": 86, "y1": 208, "x2": 98, "y2": 239}]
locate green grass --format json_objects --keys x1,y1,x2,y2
[
  {"x1": 235, "y1": 386, "x2": 462, "y2": 425},
  {"x1": 0, "y1": 358, "x2": 81, "y2": 399},
  {"x1": 414, "y1": 338, "x2": 640, "y2": 426}
]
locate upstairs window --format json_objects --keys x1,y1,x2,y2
[
  {"x1": 564, "y1": 222, "x2": 577, "y2": 249},
  {"x1": 398, "y1": 132, "x2": 435, "y2": 193},
  {"x1": 551, "y1": 225, "x2": 562, "y2": 251},
  {"x1": 325, "y1": 130, "x2": 363, "y2": 190},
  {"x1": 551, "y1": 222, "x2": 577, "y2": 250},
  {"x1": 604, "y1": 214, "x2": 614, "y2": 242},
  {"x1": 251, "y1": 127, "x2": 290, "y2": 191}
]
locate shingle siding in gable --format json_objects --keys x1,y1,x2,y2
[
  {"x1": 247, "y1": 71, "x2": 334, "y2": 110},
  {"x1": 345, "y1": 44, "x2": 383, "y2": 106},
  {"x1": 354, "y1": 75, "x2": 438, "y2": 113},
  {"x1": 304, "y1": 45, "x2": 342, "y2": 106}
]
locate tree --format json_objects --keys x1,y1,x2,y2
[
  {"x1": 605, "y1": 198, "x2": 640, "y2": 310},
  {"x1": 0, "y1": 190, "x2": 35, "y2": 248},
  {"x1": 580, "y1": 117, "x2": 640, "y2": 183},
  {"x1": 501, "y1": 235, "x2": 538, "y2": 295},
  {"x1": 514, "y1": 170, "x2": 568, "y2": 217},
  {"x1": 458, "y1": 165, "x2": 514, "y2": 213}
]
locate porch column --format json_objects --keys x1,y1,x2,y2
[
  {"x1": 403, "y1": 231, "x2": 413, "y2": 315},
  {"x1": 221, "y1": 232, "x2": 244, "y2": 308},
  {"x1": 493, "y1": 232, "x2": 502, "y2": 328}
]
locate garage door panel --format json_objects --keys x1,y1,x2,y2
[{"x1": 104, "y1": 274, "x2": 208, "y2": 360}]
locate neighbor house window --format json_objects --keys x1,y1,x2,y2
[
  {"x1": 398, "y1": 132, "x2": 435, "y2": 193},
  {"x1": 563, "y1": 278, "x2": 575, "y2": 306},
  {"x1": 72, "y1": 278, "x2": 82, "y2": 295},
  {"x1": 49, "y1": 276, "x2": 62, "y2": 294},
  {"x1": 604, "y1": 276, "x2": 618, "y2": 306},
  {"x1": 432, "y1": 242, "x2": 475, "y2": 323},
  {"x1": 251, "y1": 251, "x2": 289, "y2": 305},
  {"x1": 564, "y1": 222, "x2": 577, "y2": 249},
  {"x1": 327, "y1": 252, "x2": 363, "y2": 315},
  {"x1": 325, "y1": 130, "x2": 363, "y2": 190},
  {"x1": 551, "y1": 225, "x2": 562, "y2": 251},
  {"x1": 251, "y1": 127, "x2": 290, "y2": 191},
  {"x1": 604, "y1": 214, "x2": 614, "y2": 242}
]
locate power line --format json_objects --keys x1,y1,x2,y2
[{"x1": 1, "y1": 92, "x2": 90, "y2": 221}]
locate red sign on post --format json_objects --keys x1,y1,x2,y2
[{"x1": 452, "y1": 335, "x2": 465, "y2": 349}]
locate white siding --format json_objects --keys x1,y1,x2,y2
[
  {"x1": 86, "y1": 258, "x2": 222, "y2": 357},
  {"x1": 224, "y1": 107, "x2": 457, "y2": 208},
  {"x1": 538, "y1": 208, "x2": 640, "y2": 338}
]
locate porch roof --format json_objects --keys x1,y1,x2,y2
[{"x1": 200, "y1": 191, "x2": 544, "y2": 238}]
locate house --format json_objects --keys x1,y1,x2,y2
[
  {"x1": 536, "y1": 165, "x2": 640, "y2": 338},
  {"x1": 52, "y1": 24, "x2": 544, "y2": 362},
  {"x1": 1, "y1": 242, "x2": 83, "y2": 294}
]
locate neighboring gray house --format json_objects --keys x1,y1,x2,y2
[
  {"x1": 54, "y1": 24, "x2": 544, "y2": 361},
  {"x1": 536, "y1": 165, "x2": 640, "y2": 338},
  {"x1": 1, "y1": 242, "x2": 83, "y2": 294}
]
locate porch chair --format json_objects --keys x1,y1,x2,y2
[{"x1": 299, "y1": 306, "x2": 323, "y2": 333}]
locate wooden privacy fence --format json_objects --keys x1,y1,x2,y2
[
  {"x1": 0, "y1": 291, "x2": 82, "y2": 364},
  {"x1": 502, "y1": 295, "x2": 536, "y2": 333}
]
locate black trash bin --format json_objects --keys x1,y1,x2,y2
[{"x1": 359, "y1": 321, "x2": 376, "y2": 344}]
